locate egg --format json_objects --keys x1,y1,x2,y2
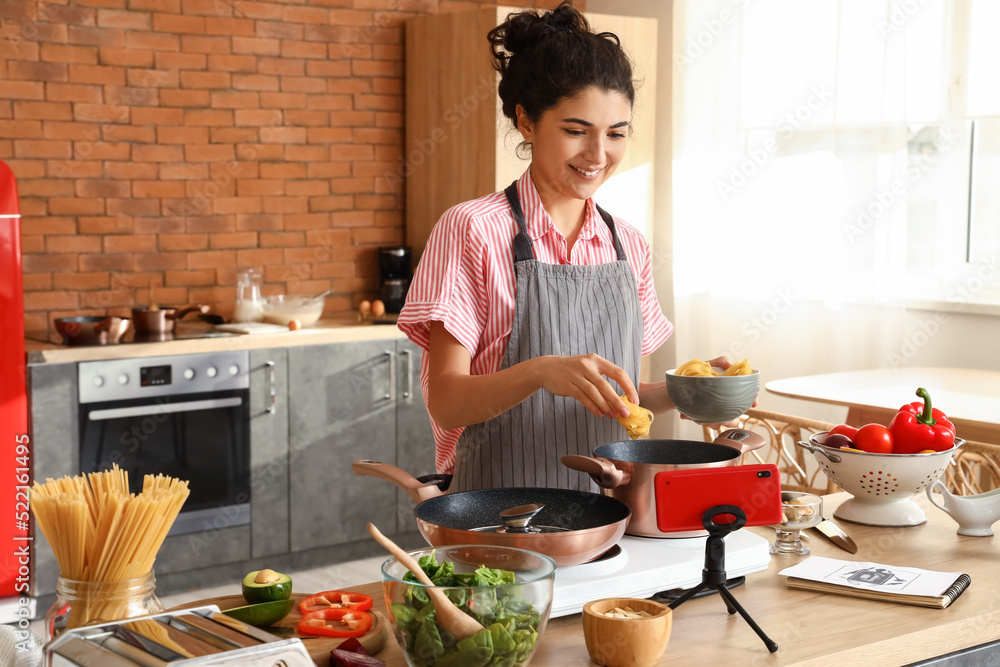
[
  {"x1": 288, "y1": 319, "x2": 302, "y2": 331},
  {"x1": 371, "y1": 300, "x2": 386, "y2": 318},
  {"x1": 359, "y1": 300, "x2": 372, "y2": 317}
]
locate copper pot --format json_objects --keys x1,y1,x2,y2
[
  {"x1": 131, "y1": 305, "x2": 209, "y2": 334},
  {"x1": 54, "y1": 316, "x2": 131, "y2": 346},
  {"x1": 352, "y1": 460, "x2": 630, "y2": 567},
  {"x1": 561, "y1": 429, "x2": 767, "y2": 538}
]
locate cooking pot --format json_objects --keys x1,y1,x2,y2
[
  {"x1": 352, "y1": 460, "x2": 630, "y2": 567},
  {"x1": 561, "y1": 429, "x2": 767, "y2": 538},
  {"x1": 54, "y1": 316, "x2": 131, "y2": 346},
  {"x1": 132, "y1": 304, "x2": 210, "y2": 334}
]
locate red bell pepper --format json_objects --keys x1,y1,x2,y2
[
  {"x1": 888, "y1": 387, "x2": 956, "y2": 454},
  {"x1": 300, "y1": 591, "x2": 373, "y2": 615},
  {"x1": 298, "y1": 607, "x2": 373, "y2": 638}
]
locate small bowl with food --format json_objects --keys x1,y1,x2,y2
[
  {"x1": 582, "y1": 597, "x2": 672, "y2": 667},
  {"x1": 381, "y1": 544, "x2": 555, "y2": 667},
  {"x1": 665, "y1": 358, "x2": 760, "y2": 424},
  {"x1": 260, "y1": 294, "x2": 326, "y2": 327}
]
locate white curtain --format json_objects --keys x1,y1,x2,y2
[{"x1": 669, "y1": 0, "x2": 975, "y2": 434}]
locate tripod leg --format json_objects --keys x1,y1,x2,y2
[
  {"x1": 717, "y1": 586, "x2": 779, "y2": 653},
  {"x1": 667, "y1": 582, "x2": 710, "y2": 610}
]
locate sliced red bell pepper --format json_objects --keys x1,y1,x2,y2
[
  {"x1": 300, "y1": 590, "x2": 374, "y2": 615},
  {"x1": 888, "y1": 387, "x2": 956, "y2": 454},
  {"x1": 298, "y1": 607, "x2": 373, "y2": 638}
]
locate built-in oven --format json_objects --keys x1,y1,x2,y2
[{"x1": 78, "y1": 351, "x2": 251, "y2": 536}]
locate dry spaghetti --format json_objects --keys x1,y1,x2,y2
[
  {"x1": 30, "y1": 465, "x2": 189, "y2": 629},
  {"x1": 616, "y1": 395, "x2": 654, "y2": 439}
]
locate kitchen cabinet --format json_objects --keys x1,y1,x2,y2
[
  {"x1": 248, "y1": 348, "x2": 290, "y2": 559},
  {"x1": 287, "y1": 338, "x2": 434, "y2": 552},
  {"x1": 404, "y1": 7, "x2": 658, "y2": 259}
]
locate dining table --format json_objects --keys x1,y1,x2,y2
[
  {"x1": 350, "y1": 491, "x2": 999, "y2": 666},
  {"x1": 765, "y1": 366, "x2": 1000, "y2": 444}
]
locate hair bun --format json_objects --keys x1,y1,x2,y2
[{"x1": 490, "y1": 1, "x2": 590, "y2": 66}]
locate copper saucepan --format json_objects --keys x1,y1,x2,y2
[
  {"x1": 561, "y1": 429, "x2": 767, "y2": 538},
  {"x1": 54, "y1": 316, "x2": 131, "y2": 346},
  {"x1": 352, "y1": 460, "x2": 631, "y2": 567},
  {"x1": 132, "y1": 304, "x2": 210, "y2": 334}
]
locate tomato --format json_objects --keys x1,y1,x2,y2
[
  {"x1": 300, "y1": 591, "x2": 373, "y2": 615},
  {"x1": 853, "y1": 423, "x2": 894, "y2": 454},
  {"x1": 297, "y1": 608, "x2": 373, "y2": 638},
  {"x1": 828, "y1": 424, "x2": 859, "y2": 440}
]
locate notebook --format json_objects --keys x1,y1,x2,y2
[{"x1": 779, "y1": 556, "x2": 971, "y2": 609}]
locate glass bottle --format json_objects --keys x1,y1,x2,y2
[
  {"x1": 234, "y1": 267, "x2": 263, "y2": 322},
  {"x1": 45, "y1": 571, "x2": 164, "y2": 641}
]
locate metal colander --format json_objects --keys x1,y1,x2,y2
[{"x1": 798, "y1": 433, "x2": 962, "y2": 527}]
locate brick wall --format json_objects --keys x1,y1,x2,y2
[{"x1": 0, "y1": 0, "x2": 568, "y2": 341}]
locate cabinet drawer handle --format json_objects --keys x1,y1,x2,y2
[
  {"x1": 265, "y1": 360, "x2": 276, "y2": 414},
  {"x1": 402, "y1": 349, "x2": 413, "y2": 399},
  {"x1": 384, "y1": 350, "x2": 396, "y2": 400}
]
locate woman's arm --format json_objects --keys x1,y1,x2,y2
[{"x1": 426, "y1": 321, "x2": 638, "y2": 431}]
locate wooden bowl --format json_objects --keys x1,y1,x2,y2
[{"x1": 582, "y1": 597, "x2": 672, "y2": 667}]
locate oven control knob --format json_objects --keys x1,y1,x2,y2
[
  {"x1": 206, "y1": 366, "x2": 218, "y2": 378},
  {"x1": 117, "y1": 374, "x2": 129, "y2": 385},
  {"x1": 228, "y1": 364, "x2": 239, "y2": 376},
  {"x1": 184, "y1": 368, "x2": 195, "y2": 380},
  {"x1": 92, "y1": 375, "x2": 105, "y2": 387}
]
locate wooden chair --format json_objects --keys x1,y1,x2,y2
[
  {"x1": 703, "y1": 408, "x2": 842, "y2": 495},
  {"x1": 945, "y1": 439, "x2": 1000, "y2": 494}
]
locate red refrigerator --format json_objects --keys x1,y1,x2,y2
[{"x1": 0, "y1": 160, "x2": 32, "y2": 618}]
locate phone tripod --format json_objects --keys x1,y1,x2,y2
[{"x1": 666, "y1": 505, "x2": 779, "y2": 653}]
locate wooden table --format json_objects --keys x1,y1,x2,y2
[
  {"x1": 765, "y1": 367, "x2": 1000, "y2": 444},
  {"x1": 355, "y1": 493, "x2": 1000, "y2": 666}
]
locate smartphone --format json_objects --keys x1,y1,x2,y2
[{"x1": 653, "y1": 464, "x2": 783, "y2": 533}]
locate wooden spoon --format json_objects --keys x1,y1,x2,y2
[{"x1": 366, "y1": 523, "x2": 484, "y2": 640}]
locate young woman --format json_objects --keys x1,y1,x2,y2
[{"x1": 398, "y1": 1, "x2": 677, "y2": 493}]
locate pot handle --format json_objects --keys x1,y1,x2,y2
[
  {"x1": 712, "y1": 429, "x2": 766, "y2": 456},
  {"x1": 560, "y1": 455, "x2": 630, "y2": 489},
  {"x1": 170, "y1": 304, "x2": 211, "y2": 321},
  {"x1": 352, "y1": 460, "x2": 443, "y2": 504}
]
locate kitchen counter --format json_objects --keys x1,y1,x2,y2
[
  {"x1": 24, "y1": 318, "x2": 405, "y2": 364},
  {"x1": 355, "y1": 492, "x2": 1000, "y2": 666}
]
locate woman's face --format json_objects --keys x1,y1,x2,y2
[{"x1": 517, "y1": 86, "x2": 631, "y2": 204}]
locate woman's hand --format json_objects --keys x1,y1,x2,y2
[{"x1": 533, "y1": 354, "x2": 638, "y2": 419}]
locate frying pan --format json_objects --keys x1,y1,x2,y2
[
  {"x1": 132, "y1": 304, "x2": 210, "y2": 334},
  {"x1": 352, "y1": 460, "x2": 630, "y2": 567},
  {"x1": 562, "y1": 429, "x2": 767, "y2": 537},
  {"x1": 54, "y1": 316, "x2": 131, "y2": 346}
]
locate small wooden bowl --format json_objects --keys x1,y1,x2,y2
[{"x1": 582, "y1": 597, "x2": 672, "y2": 667}]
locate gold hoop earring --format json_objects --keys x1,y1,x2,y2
[{"x1": 516, "y1": 141, "x2": 533, "y2": 160}]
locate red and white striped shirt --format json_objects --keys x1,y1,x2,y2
[{"x1": 397, "y1": 168, "x2": 673, "y2": 474}]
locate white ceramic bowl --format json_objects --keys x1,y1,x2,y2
[
  {"x1": 664, "y1": 368, "x2": 760, "y2": 424},
  {"x1": 799, "y1": 432, "x2": 962, "y2": 527},
  {"x1": 260, "y1": 294, "x2": 325, "y2": 327}
]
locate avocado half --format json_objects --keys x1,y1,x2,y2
[
  {"x1": 241, "y1": 569, "x2": 293, "y2": 605},
  {"x1": 222, "y1": 598, "x2": 294, "y2": 627}
]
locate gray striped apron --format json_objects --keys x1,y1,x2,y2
[{"x1": 449, "y1": 181, "x2": 643, "y2": 492}]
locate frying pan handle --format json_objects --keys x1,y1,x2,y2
[
  {"x1": 560, "y1": 455, "x2": 630, "y2": 489},
  {"x1": 169, "y1": 304, "x2": 210, "y2": 320},
  {"x1": 352, "y1": 460, "x2": 443, "y2": 504},
  {"x1": 712, "y1": 429, "x2": 766, "y2": 456}
]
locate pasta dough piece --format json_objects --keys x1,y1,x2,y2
[
  {"x1": 723, "y1": 358, "x2": 753, "y2": 376},
  {"x1": 675, "y1": 359, "x2": 719, "y2": 377},
  {"x1": 616, "y1": 394, "x2": 653, "y2": 439}
]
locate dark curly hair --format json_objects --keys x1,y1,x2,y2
[{"x1": 488, "y1": 1, "x2": 636, "y2": 129}]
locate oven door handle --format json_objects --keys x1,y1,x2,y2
[{"x1": 87, "y1": 397, "x2": 244, "y2": 421}]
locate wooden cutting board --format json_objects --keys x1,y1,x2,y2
[{"x1": 169, "y1": 592, "x2": 388, "y2": 664}]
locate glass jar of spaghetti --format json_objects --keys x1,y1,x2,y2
[{"x1": 46, "y1": 570, "x2": 164, "y2": 641}]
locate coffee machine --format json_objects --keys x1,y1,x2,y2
[{"x1": 378, "y1": 246, "x2": 412, "y2": 314}]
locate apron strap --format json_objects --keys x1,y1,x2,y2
[{"x1": 505, "y1": 180, "x2": 629, "y2": 264}]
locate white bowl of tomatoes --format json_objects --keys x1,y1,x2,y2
[{"x1": 798, "y1": 428, "x2": 963, "y2": 527}]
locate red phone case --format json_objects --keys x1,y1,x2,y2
[{"x1": 653, "y1": 464, "x2": 783, "y2": 533}]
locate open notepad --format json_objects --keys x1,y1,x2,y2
[{"x1": 779, "y1": 557, "x2": 971, "y2": 609}]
